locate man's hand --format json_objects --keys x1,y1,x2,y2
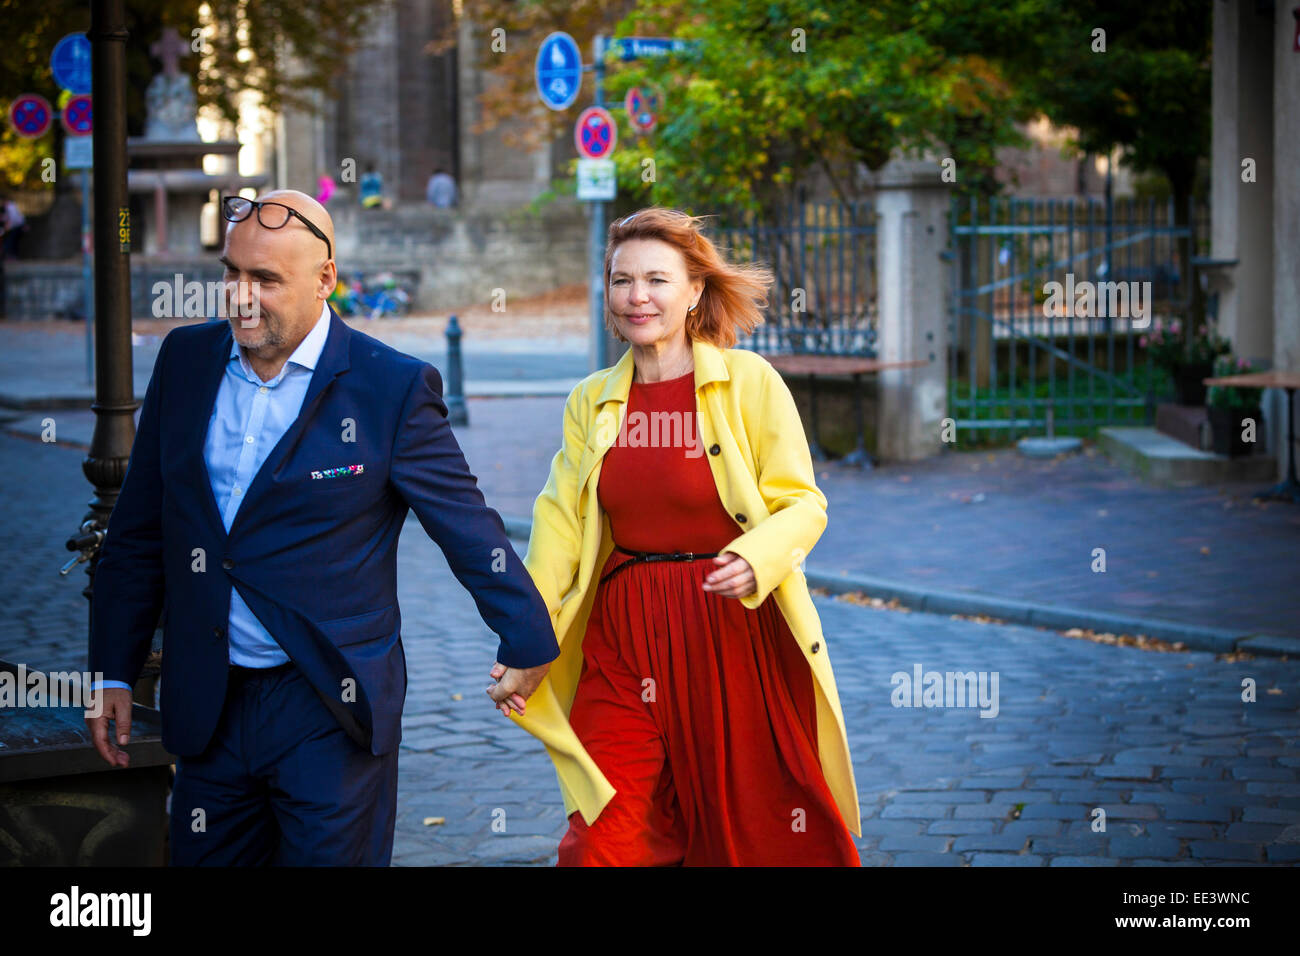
[
  {"x1": 86, "y1": 688, "x2": 134, "y2": 768},
  {"x1": 486, "y1": 661, "x2": 551, "y2": 717},
  {"x1": 702, "y1": 552, "x2": 756, "y2": 599}
]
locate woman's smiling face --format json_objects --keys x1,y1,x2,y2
[{"x1": 607, "y1": 238, "x2": 703, "y2": 348}]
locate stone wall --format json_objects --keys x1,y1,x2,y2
[
  {"x1": 1, "y1": 259, "x2": 225, "y2": 321},
  {"x1": 2, "y1": 200, "x2": 589, "y2": 319},
  {"x1": 330, "y1": 199, "x2": 587, "y2": 311}
]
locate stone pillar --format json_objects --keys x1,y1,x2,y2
[
  {"x1": 455, "y1": 16, "x2": 554, "y2": 208},
  {"x1": 872, "y1": 160, "x2": 951, "y2": 461},
  {"x1": 1273, "y1": 0, "x2": 1300, "y2": 478},
  {"x1": 395, "y1": 0, "x2": 458, "y2": 201},
  {"x1": 342, "y1": 0, "x2": 401, "y2": 198},
  {"x1": 278, "y1": 84, "x2": 326, "y2": 194},
  {"x1": 1211, "y1": 0, "x2": 1274, "y2": 365}
]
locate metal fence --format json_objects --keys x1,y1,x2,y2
[
  {"x1": 709, "y1": 199, "x2": 877, "y2": 355},
  {"x1": 948, "y1": 195, "x2": 1207, "y2": 440}
]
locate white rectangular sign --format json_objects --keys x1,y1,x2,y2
[
  {"x1": 64, "y1": 135, "x2": 93, "y2": 169},
  {"x1": 576, "y1": 158, "x2": 616, "y2": 201}
]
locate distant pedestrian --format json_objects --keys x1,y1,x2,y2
[
  {"x1": 359, "y1": 163, "x2": 385, "y2": 209},
  {"x1": 315, "y1": 173, "x2": 336, "y2": 205},
  {"x1": 1, "y1": 194, "x2": 27, "y2": 260},
  {"x1": 425, "y1": 167, "x2": 457, "y2": 208}
]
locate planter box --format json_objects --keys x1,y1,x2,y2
[{"x1": 1208, "y1": 406, "x2": 1263, "y2": 458}]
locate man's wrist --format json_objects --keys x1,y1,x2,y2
[{"x1": 90, "y1": 680, "x2": 134, "y2": 692}]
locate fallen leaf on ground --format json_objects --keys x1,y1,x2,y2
[
  {"x1": 838, "y1": 591, "x2": 911, "y2": 612},
  {"x1": 1060, "y1": 627, "x2": 1187, "y2": 652}
]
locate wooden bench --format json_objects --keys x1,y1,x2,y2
[{"x1": 764, "y1": 354, "x2": 928, "y2": 468}]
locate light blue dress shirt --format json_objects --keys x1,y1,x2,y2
[{"x1": 97, "y1": 303, "x2": 332, "y2": 690}]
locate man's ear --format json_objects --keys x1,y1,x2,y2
[{"x1": 318, "y1": 259, "x2": 338, "y2": 300}]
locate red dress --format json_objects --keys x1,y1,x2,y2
[{"x1": 556, "y1": 370, "x2": 860, "y2": 866}]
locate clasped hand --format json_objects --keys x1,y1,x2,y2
[
  {"x1": 486, "y1": 661, "x2": 551, "y2": 717},
  {"x1": 486, "y1": 554, "x2": 754, "y2": 717}
]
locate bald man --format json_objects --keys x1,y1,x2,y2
[{"x1": 86, "y1": 189, "x2": 558, "y2": 865}]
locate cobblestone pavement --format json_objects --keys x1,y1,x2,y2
[
  {"x1": 392, "y1": 524, "x2": 1300, "y2": 867},
  {"x1": 451, "y1": 399, "x2": 1300, "y2": 641},
  {"x1": 2, "y1": 432, "x2": 1298, "y2": 866}
]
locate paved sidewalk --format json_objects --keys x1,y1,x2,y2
[{"x1": 0, "y1": 319, "x2": 586, "y2": 407}]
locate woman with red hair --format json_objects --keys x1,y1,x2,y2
[{"x1": 500, "y1": 207, "x2": 862, "y2": 865}]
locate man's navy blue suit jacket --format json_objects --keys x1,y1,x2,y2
[{"x1": 89, "y1": 308, "x2": 559, "y2": 758}]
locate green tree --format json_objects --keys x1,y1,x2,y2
[
  {"x1": 606, "y1": 0, "x2": 1043, "y2": 215},
  {"x1": 1015, "y1": 0, "x2": 1211, "y2": 219},
  {"x1": 455, "y1": 0, "x2": 1043, "y2": 215},
  {"x1": 458, "y1": 0, "x2": 1212, "y2": 223},
  {"x1": 1009, "y1": 0, "x2": 1211, "y2": 315}
]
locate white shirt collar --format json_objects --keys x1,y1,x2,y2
[{"x1": 231, "y1": 301, "x2": 331, "y2": 383}]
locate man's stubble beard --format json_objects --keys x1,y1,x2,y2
[{"x1": 232, "y1": 311, "x2": 287, "y2": 352}]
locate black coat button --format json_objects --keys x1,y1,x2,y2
[
  {"x1": 213, "y1": 626, "x2": 225, "y2": 639},
  {"x1": 735, "y1": 513, "x2": 747, "y2": 523},
  {"x1": 709, "y1": 443, "x2": 721, "y2": 456},
  {"x1": 222, "y1": 558, "x2": 234, "y2": 570},
  {"x1": 811, "y1": 641, "x2": 820, "y2": 653}
]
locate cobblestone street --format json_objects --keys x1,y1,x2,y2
[
  {"x1": 2, "y1": 424, "x2": 1298, "y2": 866},
  {"x1": 389, "y1": 513, "x2": 1300, "y2": 866}
]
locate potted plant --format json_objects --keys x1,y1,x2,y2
[
  {"x1": 1206, "y1": 355, "x2": 1263, "y2": 458},
  {"x1": 1141, "y1": 319, "x2": 1185, "y2": 390},
  {"x1": 1177, "y1": 322, "x2": 1231, "y2": 406}
]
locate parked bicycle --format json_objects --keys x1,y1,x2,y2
[{"x1": 328, "y1": 271, "x2": 411, "y2": 319}]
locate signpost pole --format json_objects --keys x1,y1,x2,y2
[{"x1": 587, "y1": 34, "x2": 609, "y2": 374}]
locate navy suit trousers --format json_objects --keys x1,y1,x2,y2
[{"x1": 168, "y1": 662, "x2": 398, "y2": 866}]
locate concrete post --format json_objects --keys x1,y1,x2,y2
[
  {"x1": 1211, "y1": 0, "x2": 1274, "y2": 365},
  {"x1": 1273, "y1": 0, "x2": 1300, "y2": 481},
  {"x1": 871, "y1": 159, "x2": 951, "y2": 461}
]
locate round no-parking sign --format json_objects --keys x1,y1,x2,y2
[
  {"x1": 9, "y1": 94, "x2": 54, "y2": 139},
  {"x1": 63, "y1": 94, "x2": 93, "y2": 135},
  {"x1": 625, "y1": 86, "x2": 661, "y2": 134},
  {"x1": 575, "y1": 106, "x2": 617, "y2": 160}
]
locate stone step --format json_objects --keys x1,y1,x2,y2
[
  {"x1": 1098, "y1": 426, "x2": 1277, "y2": 486},
  {"x1": 1154, "y1": 402, "x2": 1209, "y2": 450}
]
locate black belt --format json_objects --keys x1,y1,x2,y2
[{"x1": 598, "y1": 545, "x2": 720, "y2": 586}]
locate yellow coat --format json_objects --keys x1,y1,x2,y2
[{"x1": 514, "y1": 336, "x2": 862, "y2": 836}]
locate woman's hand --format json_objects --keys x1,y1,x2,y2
[
  {"x1": 702, "y1": 552, "x2": 756, "y2": 599},
  {"x1": 487, "y1": 661, "x2": 550, "y2": 717}
]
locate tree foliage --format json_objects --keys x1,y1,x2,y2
[
  {"x1": 1011, "y1": 0, "x2": 1212, "y2": 212},
  {"x1": 460, "y1": 0, "x2": 1211, "y2": 217},
  {"x1": 0, "y1": 0, "x2": 386, "y2": 189}
]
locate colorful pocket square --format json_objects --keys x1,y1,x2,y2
[{"x1": 311, "y1": 464, "x2": 365, "y2": 480}]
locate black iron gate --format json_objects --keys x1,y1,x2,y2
[
  {"x1": 948, "y1": 195, "x2": 1202, "y2": 442},
  {"x1": 711, "y1": 199, "x2": 877, "y2": 355}
]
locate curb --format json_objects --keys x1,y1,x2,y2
[{"x1": 498, "y1": 514, "x2": 1292, "y2": 659}]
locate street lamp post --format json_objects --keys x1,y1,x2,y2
[{"x1": 64, "y1": 0, "x2": 136, "y2": 654}]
